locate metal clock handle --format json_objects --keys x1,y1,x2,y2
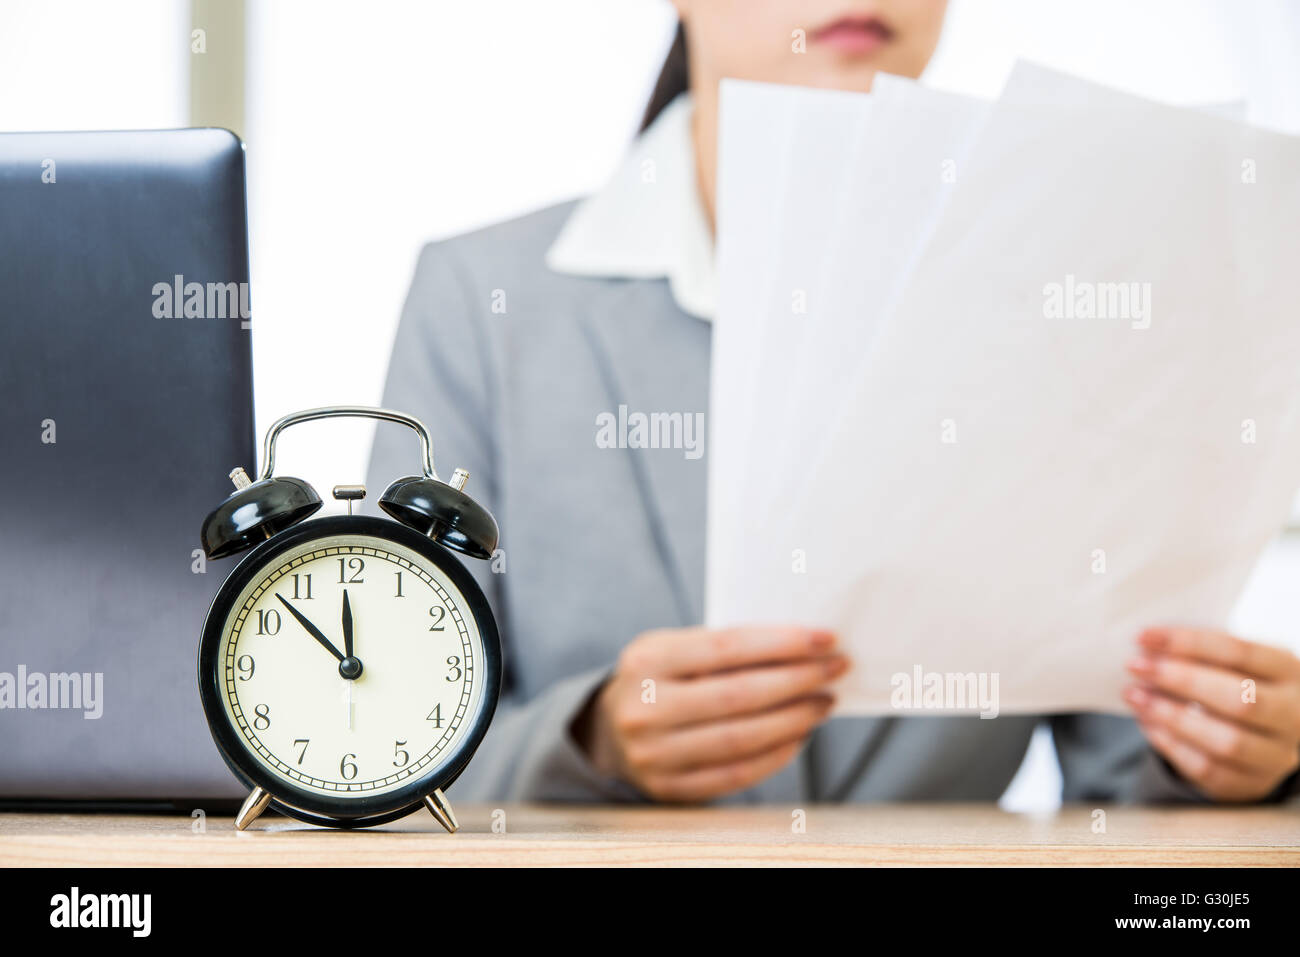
[{"x1": 258, "y1": 406, "x2": 439, "y2": 482}]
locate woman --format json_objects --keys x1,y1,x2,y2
[{"x1": 369, "y1": 0, "x2": 1300, "y2": 804}]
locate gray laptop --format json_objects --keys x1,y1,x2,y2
[{"x1": 0, "y1": 129, "x2": 254, "y2": 806}]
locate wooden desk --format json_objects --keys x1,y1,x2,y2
[{"x1": 2, "y1": 804, "x2": 1296, "y2": 867}]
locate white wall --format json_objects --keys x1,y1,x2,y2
[
  {"x1": 927, "y1": 0, "x2": 1300, "y2": 133},
  {"x1": 0, "y1": 0, "x2": 188, "y2": 131}
]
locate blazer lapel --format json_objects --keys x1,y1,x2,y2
[{"x1": 576, "y1": 283, "x2": 711, "y2": 626}]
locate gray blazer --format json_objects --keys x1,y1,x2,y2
[{"x1": 368, "y1": 201, "x2": 1214, "y2": 805}]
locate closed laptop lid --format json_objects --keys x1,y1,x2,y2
[{"x1": 0, "y1": 128, "x2": 254, "y2": 802}]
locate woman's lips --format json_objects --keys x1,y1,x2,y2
[{"x1": 811, "y1": 17, "x2": 893, "y2": 55}]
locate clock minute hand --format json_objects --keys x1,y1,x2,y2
[
  {"x1": 275, "y1": 594, "x2": 345, "y2": 662},
  {"x1": 342, "y1": 589, "x2": 354, "y2": 659}
]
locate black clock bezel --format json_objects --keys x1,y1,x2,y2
[{"x1": 198, "y1": 514, "x2": 501, "y2": 828}]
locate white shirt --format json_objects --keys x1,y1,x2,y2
[{"x1": 545, "y1": 94, "x2": 716, "y2": 321}]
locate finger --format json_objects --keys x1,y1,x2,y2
[
  {"x1": 658, "y1": 656, "x2": 850, "y2": 726},
  {"x1": 625, "y1": 625, "x2": 838, "y2": 679},
  {"x1": 622, "y1": 694, "x2": 834, "y2": 774},
  {"x1": 1138, "y1": 627, "x2": 1300, "y2": 681},
  {"x1": 1138, "y1": 720, "x2": 1278, "y2": 802},
  {"x1": 641, "y1": 738, "x2": 806, "y2": 803},
  {"x1": 1125, "y1": 654, "x2": 1296, "y2": 733},
  {"x1": 1124, "y1": 684, "x2": 1300, "y2": 773}
]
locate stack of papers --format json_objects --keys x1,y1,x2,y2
[{"x1": 706, "y1": 63, "x2": 1300, "y2": 715}]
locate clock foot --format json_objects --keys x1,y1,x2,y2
[
  {"x1": 423, "y1": 788, "x2": 459, "y2": 833},
  {"x1": 234, "y1": 786, "x2": 272, "y2": 831}
]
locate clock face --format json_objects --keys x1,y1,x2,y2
[{"x1": 212, "y1": 529, "x2": 488, "y2": 803}]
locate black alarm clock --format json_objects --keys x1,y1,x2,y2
[{"x1": 197, "y1": 406, "x2": 501, "y2": 831}]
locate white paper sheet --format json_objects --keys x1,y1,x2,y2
[
  {"x1": 707, "y1": 64, "x2": 1300, "y2": 716},
  {"x1": 764, "y1": 76, "x2": 991, "y2": 516},
  {"x1": 710, "y1": 82, "x2": 875, "y2": 614}
]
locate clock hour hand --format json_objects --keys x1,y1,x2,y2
[{"x1": 275, "y1": 593, "x2": 345, "y2": 662}]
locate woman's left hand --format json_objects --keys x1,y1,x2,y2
[{"x1": 1124, "y1": 627, "x2": 1300, "y2": 802}]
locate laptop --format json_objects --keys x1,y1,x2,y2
[{"x1": 0, "y1": 129, "x2": 255, "y2": 807}]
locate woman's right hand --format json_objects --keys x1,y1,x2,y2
[{"x1": 572, "y1": 625, "x2": 848, "y2": 802}]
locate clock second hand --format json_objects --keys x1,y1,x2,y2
[{"x1": 342, "y1": 590, "x2": 355, "y2": 730}]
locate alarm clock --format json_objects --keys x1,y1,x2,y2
[{"x1": 197, "y1": 406, "x2": 501, "y2": 831}]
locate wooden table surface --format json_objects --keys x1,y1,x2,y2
[{"x1": 2, "y1": 803, "x2": 1297, "y2": 867}]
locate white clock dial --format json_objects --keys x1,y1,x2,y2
[{"x1": 216, "y1": 534, "x2": 484, "y2": 798}]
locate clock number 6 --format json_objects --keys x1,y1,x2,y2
[{"x1": 340, "y1": 753, "x2": 358, "y2": 780}]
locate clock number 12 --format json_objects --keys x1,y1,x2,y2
[{"x1": 337, "y1": 557, "x2": 365, "y2": 584}]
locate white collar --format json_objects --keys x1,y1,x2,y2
[{"x1": 546, "y1": 94, "x2": 716, "y2": 321}]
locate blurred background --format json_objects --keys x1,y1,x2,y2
[{"x1": 3, "y1": 0, "x2": 1298, "y2": 810}]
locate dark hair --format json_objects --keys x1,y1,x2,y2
[{"x1": 640, "y1": 23, "x2": 689, "y2": 132}]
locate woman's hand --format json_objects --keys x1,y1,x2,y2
[
  {"x1": 573, "y1": 625, "x2": 847, "y2": 802},
  {"x1": 1124, "y1": 627, "x2": 1300, "y2": 802}
]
